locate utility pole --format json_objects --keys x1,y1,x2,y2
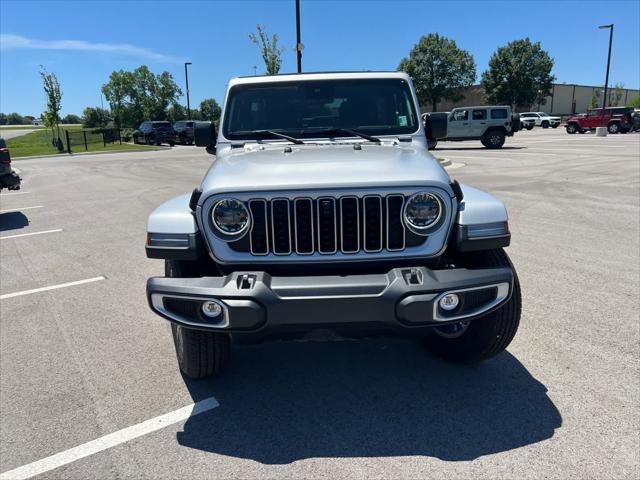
[
  {"x1": 295, "y1": 0, "x2": 302, "y2": 73},
  {"x1": 184, "y1": 62, "x2": 192, "y2": 118},
  {"x1": 598, "y1": 24, "x2": 614, "y2": 126}
]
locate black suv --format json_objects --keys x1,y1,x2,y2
[
  {"x1": 133, "y1": 121, "x2": 176, "y2": 146},
  {"x1": 173, "y1": 120, "x2": 195, "y2": 145}
]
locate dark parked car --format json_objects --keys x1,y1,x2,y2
[
  {"x1": 173, "y1": 120, "x2": 195, "y2": 145},
  {"x1": 132, "y1": 121, "x2": 176, "y2": 146},
  {"x1": 0, "y1": 138, "x2": 21, "y2": 191}
]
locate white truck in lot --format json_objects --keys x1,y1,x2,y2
[
  {"x1": 519, "y1": 112, "x2": 561, "y2": 128},
  {"x1": 145, "y1": 72, "x2": 521, "y2": 378}
]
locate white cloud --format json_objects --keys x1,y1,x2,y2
[{"x1": 0, "y1": 34, "x2": 182, "y2": 63}]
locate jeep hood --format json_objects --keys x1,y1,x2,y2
[{"x1": 199, "y1": 143, "x2": 451, "y2": 196}]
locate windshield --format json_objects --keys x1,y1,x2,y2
[{"x1": 223, "y1": 78, "x2": 419, "y2": 140}]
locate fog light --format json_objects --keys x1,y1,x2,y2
[
  {"x1": 439, "y1": 293, "x2": 459, "y2": 311},
  {"x1": 201, "y1": 300, "x2": 223, "y2": 318}
]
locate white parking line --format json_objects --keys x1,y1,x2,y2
[
  {"x1": 0, "y1": 206, "x2": 43, "y2": 214},
  {"x1": 0, "y1": 229, "x2": 63, "y2": 240},
  {"x1": 0, "y1": 276, "x2": 106, "y2": 300},
  {"x1": 0, "y1": 191, "x2": 30, "y2": 196},
  {"x1": 0, "y1": 396, "x2": 220, "y2": 480}
]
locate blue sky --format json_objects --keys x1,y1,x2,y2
[{"x1": 1, "y1": 0, "x2": 639, "y2": 116}]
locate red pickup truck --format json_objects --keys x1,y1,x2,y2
[{"x1": 566, "y1": 107, "x2": 636, "y2": 134}]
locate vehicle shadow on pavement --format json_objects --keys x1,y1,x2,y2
[
  {"x1": 434, "y1": 146, "x2": 526, "y2": 151},
  {"x1": 0, "y1": 212, "x2": 29, "y2": 231},
  {"x1": 177, "y1": 339, "x2": 561, "y2": 463}
]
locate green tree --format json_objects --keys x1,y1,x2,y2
[
  {"x1": 101, "y1": 65, "x2": 182, "y2": 127},
  {"x1": 481, "y1": 38, "x2": 555, "y2": 108},
  {"x1": 608, "y1": 82, "x2": 624, "y2": 107},
  {"x1": 0, "y1": 113, "x2": 7, "y2": 125},
  {"x1": 249, "y1": 24, "x2": 284, "y2": 75},
  {"x1": 167, "y1": 104, "x2": 187, "y2": 123},
  {"x1": 199, "y1": 98, "x2": 221, "y2": 126},
  {"x1": 590, "y1": 92, "x2": 599, "y2": 109},
  {"x1": 629, "y1": 96, "x2": 640, "y2": 108},
  {"x1": 398, "y1": 33, "x2": 476, "y2": 112},
  {"x1": 62, "y1": 114, "x2": 81, "y2": 124},
  {"x1": 6, "y1": 112, "x2": 25, "y2": 125},
  {"x1": 102, "y1": 70, "x2": 133, "y2": 128},
  {"x1": 82, "y1": 107, "x2": 111, "y2": 128},
  {"x1": 39, "y1": 66, "x2": 63, "y2": 138}
]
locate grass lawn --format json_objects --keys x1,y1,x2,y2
[{"x1": 6, "y1": 127, "x2": 156, "y2": 158}]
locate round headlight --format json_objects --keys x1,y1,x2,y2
[
  {"x1": 211, "y1": 199, "x2": 250, "y2": 236},
  {"x1": 404, "y1": 192, "x2": 442, "y2": 233}
]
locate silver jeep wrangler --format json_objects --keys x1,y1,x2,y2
[{"x1": 146, "y1": 72, "x2": 521, "y2": 378}]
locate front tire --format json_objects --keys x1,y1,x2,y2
[
  {"x1": 551, "y1": 124, "x2": 559, "y2": 128},
  {"x1": 526, "y1": 125, "x2": 534, "y2": 130},
  {"x1": 566, "y1": 123, "x2": 578, "y2": 134},
  {"x1": 166, "y1": 260, "x2": 230, "y2": 379},
  {"x1": 542, "y1": 121, "x2": 549, "y2": 128},
  {"x1": 607, "y1": 122, "x2": 620, "y2": 134},
  {"x1": 482, "y1": 130, "x2": 505, "y2": 149},
  {"x1": 424, "y1": 249, "x2": 521, "y2": 363}
]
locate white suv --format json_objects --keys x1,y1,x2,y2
[{"x1": 520, "y1": 112, "x2": 561, "y2": 129}]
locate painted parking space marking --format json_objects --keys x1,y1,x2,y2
[
  {"x1": 0, "y1": 276, "x2": 106, "y2": 300},
  {"x1": 0, "y1": 229, "x2": 63, "y2": 240},
  {"x1": 0, "y1": 191, "x2": 30, "y2": 196},
  {"x1": 0, "y1": 206, "x2": 43, "y2": 214},
  {"x1": 0, "y1": 397, "x2": 220, "y2": 480}
]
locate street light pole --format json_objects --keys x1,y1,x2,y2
[
  {"x1": 295, "y1": 0, "x2": 302, "y2": 73},
  {"x1": 184, "y1": 62, "x2": 192, "y2": 119},
  {"x1": 598, "y1": 24, "x2": 613, "y2": 126}
]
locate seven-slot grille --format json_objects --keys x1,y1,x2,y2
[{"x1": 246, "y1": 195, "x2": 408, "y2": 256}]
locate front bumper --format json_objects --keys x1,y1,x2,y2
[{"x1": 147, "y1": 265, "x2": 513, "y2": 340}]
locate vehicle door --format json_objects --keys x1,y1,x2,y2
[
  {"x1": 470, "y1": 108, "x2": 488, "y2": 137},
  {"x1": 448, "y1": 108, "x2": 469, "y2": 138},
  {"x1": 583, "y1": 110, "x2": 601, "y2": 128}
]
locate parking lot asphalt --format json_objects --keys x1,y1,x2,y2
[{"x1": 1, "y1": 128, "x2": 638, "y2": 479}]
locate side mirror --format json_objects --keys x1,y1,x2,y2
[
  {"x1": 427, "y1": 112, "x2": 448, "y2": 139},
  {"x1": 194, "y1": 121, "x2": 217, "y2": 153}
]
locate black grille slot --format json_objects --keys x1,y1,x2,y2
[
  {"x1": 271, "y1": 199, "x2": 291, "y2": 254},
  {"x1": 364, "y1": 196, "x2": 383, "y2": 252},
  {"x1": 317, "y1": 198, "x2": 337, "y2": 253},
  {"x1": 163, "y1": 298, "x2": 199, "y2": 318},
  {"x1": 386, "y1": 195, "x2": 405, "y2": 250},
  {"x1": 340, "y1": 197, "x2": 359, "y2": 253},
  {"x1": 461, "y1": 287, "x2": 498, "y2": 312},
  {"x1": 249, "y1": 200, "x2": 268, "y2": 255},
  {"x1": 294, "y1": 199, "x2": 314, "y2": 254}
]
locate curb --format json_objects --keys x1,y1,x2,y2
[{"x1": 13, "y1": 146, "x2": 170, "y2": 161}]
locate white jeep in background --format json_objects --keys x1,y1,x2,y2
[
  {"x1": 423, "y1": 106, "x2": 521, "y2": 149},
  {"x1": 145, "y1": 72, "x2": 521, "y2": 379},
  {"x1": 520, "y1": 112, "x2": 561, "y2": 128}
]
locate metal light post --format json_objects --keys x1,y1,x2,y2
[
  {"x1": 598, "y1": 24, "x2": 614, "y2": 126},
  {"x1": 184, "y1": 62, "x2": 192, "y2": 119},
  {"x1": 295, "y1": 0, "x2": 302, "y2": 73}
]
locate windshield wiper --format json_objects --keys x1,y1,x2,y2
[
  {"x1": 231, "y1": 130, "x2": 304, "y2": 145},
  {"x1": 302, "y1": 127, "x2": 381, "y2": 144}
]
